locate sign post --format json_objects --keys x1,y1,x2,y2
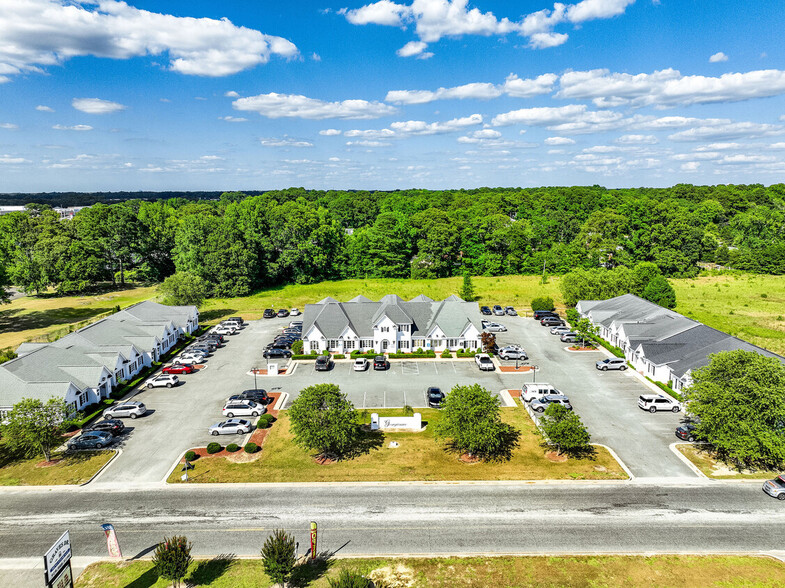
[
  {"x1": 44, "y1": 530, "x2": 73, "y2": 588},
  {"x1": 101, "y1": 524, "x2": 123, "y2": 560},
  {"x1": 310, "y1": 521, "x2": 317, "y2": 559}
]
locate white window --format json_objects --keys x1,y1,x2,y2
[
  {"x1": 381, "y1": 326, "x2": 390, "y2": 333},
  {"x1": 413, "y1": 339, "x2": 425, "y2": 348},
  {"x1": 360, "y1": 339, "x2": 374, "y2": 348},
  {"x1": 399, "y1": 341, "x2": 409, "y2": 349},
  {"x1": 345, "y1": 340, "x2": 356, "y2": 349},
  {"x1": 447, "y1": 339, "x2": 458, "y2": 348},
  {"x1": 397, "y1": 324, "x2": 409, "y2": 332},
  {"x1": 468, "y1": 340, "x2": 478, "y2": 349},
  {"x1": 328, "y1": 339, "x2": 340, "y2": 349},
  {"x1": 77, "y1": 391, "x2": 88, "y2": 407},
  {"x1": 647, "y1": 361, "x2": 655, "y2": 375}
]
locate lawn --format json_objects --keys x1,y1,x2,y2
[
  {"x1": 76, "y1": 555, "x2": 785, "y2": 588},
  {"x1": 0, "y1": 440, "x2": 114, "y2": 485},
  {"x1": 167, "y1": 408, "x2": 626, "y2": 483},
  {"x1": 676, "y1": 444, "x2": 779, "y2": 480},
  {"x1": 0, "y1": 285, "x2": 159, "y2": 351}
]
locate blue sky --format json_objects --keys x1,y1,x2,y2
[{"x1": 1, "y1": 0, "x2": 784, "y2": 191}]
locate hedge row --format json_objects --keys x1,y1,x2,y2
[
  {"x1": 591, "y1": 336, "x2": 625, "y2": 358},
  {"x1": 648, "y1": 377, "x2": 684, "y2": 402}
]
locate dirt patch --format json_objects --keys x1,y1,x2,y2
[
  {"x1": 314, "y1": 455, "x2": 335, "y2": 465},
  {"x1": 499, "y1": 366, "x2": 535, "y2": 373},
  {"x1": 369, "y1": 564, "x2": 416, "y2": 588},
  {"x1": 458, "y1": 453, "x2": 481, "y2": 464},
  {"x1": 35, "y1": 458, "x2": 64, "y2": 468},
  {"x1": 568, "y1": 346, "x2": 597, "y2": 351},
  {"x1": 507, "y1": 389, "x2": 522, "y2": 398},
  {"x1": 545, "y1": 451, "x2": 568, "y2": 463}
]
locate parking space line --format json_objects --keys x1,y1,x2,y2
[
  {"x1": 451, "y1": 361, "x2": 457, "y2": 373},
  {"x1": 363, "y1": 390, "x2": 367, "y2": 409},
  {"x1": 433, "y1": 362, "x2": 438, "y2": 374},
  {"x1": 403, "y1": 389, "x2": 407, "y2": 407},
  {"x1": 383, "y1": 390, "x2": 386, "y2": 408}
]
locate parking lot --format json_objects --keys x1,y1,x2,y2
[{"x1": 93, "y1": 308, "x2": 696, "y2": 485}]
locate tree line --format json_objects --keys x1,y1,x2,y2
[{"x1": 1, "y1": 183, "x2": 784, "y2": 297}]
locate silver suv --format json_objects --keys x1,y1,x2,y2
[
  {"x1": 103, "y1": 400, "x2": 147, "y2": 419},
  {"x1": 499, "y1": 346, "x2": 528, "y2": 360},
  {"x1": 530, "y1": 394, "x2": 572, "y2": 413},
  {"x1": 596, "y1": 358, "x2": 627, "y2": 371}
]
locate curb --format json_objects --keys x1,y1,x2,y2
[
  {"x1": 498, "y1": 389, "x2": 517, "y2": 408},
  {"x1": 670, "y1": 442, "x2": 709, "y2": 479},
  {"x1": 81, "y1": 448, "x2": 122, "y2": 486},
  {"x1": 273, "y1": 392, "x2": 289, "y2": 411},
  {"x1": 593, "y1": 443, "x2": 634, "y2": 480}
]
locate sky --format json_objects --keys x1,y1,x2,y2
[{"x1": 1, "y1": 0, "x2": 784, "y2": 192}]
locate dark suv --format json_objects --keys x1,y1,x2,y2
[
  {"x1": 264, "y1": 348, "x2": 292, "y2": 359},
  {"x1": 427, "y1": 387, "x2": 445, "y2": 408},
  {"x1": 315, "y1": 355, "x2": 332, "y2": 371},
  {"x1": 229, "y1": 389, "x2": 271, "y2": 405},
  {"x1": 533, "y1": 310, "x2": 558, "y2": 320},
  {"x1": 540, "y1": 316, "x2": 565, "y2": 327},
  {"x1": 263, "y1": 309, "x2": 276, "y2": 319},
  {"x1": 373, "y1": 355, "x2": 389, "y2": 370},
  {"x1": 83, "y1": 418, "x2": 125, "y2": 436},
  {"x1": 480, "y1": 306, "x2": 492, "y2": 315}
]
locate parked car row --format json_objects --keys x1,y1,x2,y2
[
  {"x1": 481, "y1": 305, "x2": 518, "y2": 316},
  {"x1": 263, "y1": 308, "x2": 301, "y2": 319},
  {"x1": 209, "y1": 388, "x2": 272, "y2": 436},
  {"x1": 263, "y1": 320, "x2": 303, "y2": 359}
]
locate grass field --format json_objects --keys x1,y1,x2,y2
[
  {"x1": 168, "y1": 408, "x2": 626, "y2": 483},
  {"x1": 0, "y1": 285, "x2": 159, "y2": 351},
  {"x1": 676, "y1": 444, "x2": 779, "y2": 480},
  {"x1": 76, "y1": 554, "x2": 785, "y2": 588},
  {"x1": 0, "y1": 440, "x2": 114, "y2": 485}
]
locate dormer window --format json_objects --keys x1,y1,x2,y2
[{"x1": 397, "y1": 324, "x2": 410, "y2": 332}]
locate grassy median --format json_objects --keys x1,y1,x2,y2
[
  {"x1": 76, "y1": 554, "x2": 785, "y2": 587},
  {"x1": 676, "y1": 444, "x2": 779, "y2": 480},
  {"x1": 168, "y1": 408, "x2": 626, "y2": 483},
  {"x1": 0, "y1": 440, "x2": 114, "y2": 485}
]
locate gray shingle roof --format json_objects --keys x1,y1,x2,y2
[{"x1": 116, "y1": 300, "x2": 197, "y2": 331}]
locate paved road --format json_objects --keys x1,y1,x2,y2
[{"x1": 0, "y1": 482, "x2": 781, "y2": 564}]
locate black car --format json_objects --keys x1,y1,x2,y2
[
  {"x1": 277, "y1": 309, "x2": 290, "y2": 318},
  {"x1": 315, "y1": 355, "x2": 332, "y2": 371},
  {"x1": 263, "y1": 309, "x2": 276, "y2": 319},
  {"x1": 229, "y1": 389, "x2": 271, "y2": 405},
  {"x1": 283, "y1": 328, "x2": 302, "y2": 336},
  {"x1": 480, "y1": 306, "x2": 492, "y2": 315},
  {"x1": 228, "y1": 316, "x2": 245, "y2": 325},
  {"x1": 201, "y1": 333, "x2": 225, "y2": 343},
  {"x1": 83, "y1": 418, "x2": 125, "y2": 436},
  {"x1": 195, "y1": 338, "x2": 219, "y2": 349},
  {"x1": 267, "y1": 341, "x2": 292, "y2": 350},
  {"x1": 533, "y1": 310, "x2": 559, "y2": 320},
  {"x1": 675, "y1": 423, "x2": 698, "y2": 442},
  {"x1": 427, "y1": 387, "x2": 445, "y2": 408},
  {"x1": 540, "y1": 316, "x2": 565, "y2": 327},
  {"x1": 373, "y1": 355, "x2": 389, "y2": 370},
  {"x1": 264, "y1": 348, "x2": 292, "y2": 359}
]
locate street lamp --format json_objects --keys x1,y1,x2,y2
[
  {"x1": 531, "y1": 364, "x2": 538, "y2": 383},
  {"x1": 253, "y1": 367, "x2": 258, "y2": 390}
]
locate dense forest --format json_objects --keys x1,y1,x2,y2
[{"x1": 1, "y1": 184, "x2": 784, "y2": 297}]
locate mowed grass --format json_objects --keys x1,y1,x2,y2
[
  {"x1": 76, "y1": 555, "x2": 785, "y2": 588},
  {"x1": 168, "y1": 408, "x2": 626, "y2": 483},
  {"x1": 0, "y1": 440, "x2": 114, "y2": 485},
  {"x1": 0, "y1": 285, "x2": 159, "y2": 350},
  {"x1": 672, "y1": 272, "x2": 785, "y2": 355},
  {"x1": 676, "y1": 444, "x2": 779, "y2": 480}
]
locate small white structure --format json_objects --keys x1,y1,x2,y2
[
  {"x1": 371, "y1": 412, "x2": 422, "y2": 431},
  {"x1": 267, "y1": 363, "x2": 278, "y2": 375}
]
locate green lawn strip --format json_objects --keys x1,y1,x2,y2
[
  {"x1": 675, "y1": 444, "x2": 779, "y2": 480},
  {"x1": 168, "y1": 408, "x2": 625, "y2": 483},
  {"x1": 0, "y1": 439, "x2": 114, "y2": 486},
  {"x1": 75, "y1": 555, "x2": 785, "y2": 588}
]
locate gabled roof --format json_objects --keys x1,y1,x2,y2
[
  {"x1": 0, "y1": 345, "x2": 108, "y2": 391},
  {"x1": 316, "y1": 296, "x2": 339, "y2": 304},
  {"x1": 409, "y1": 294, "x2": 434, "y2": 302},
  {"x1": 348, "y1": 295, "x2": 372, "y2": 303},
  {"x1": 444, "y1": 294, "x2": 465, "y2": 302},
  {"x1": 117, "y1": 300, "x2": 198, "y2": 331}
]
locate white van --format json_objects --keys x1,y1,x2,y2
[{"x1": 521, "y1": 382, "x2": 559, "y2": 402}]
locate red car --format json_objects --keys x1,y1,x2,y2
[{"x1": 162, "y1": 364, "x2": 195, "y2": 375}]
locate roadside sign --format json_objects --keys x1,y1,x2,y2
[
  {"x1": 49, "y1": 562, "x2": 73, "y2": 588},
  {"x1": 101, "y1": 523, "x2": 123, "y2": 559},
  {"x1": 44, "y1": 530, "x2": 71, "y2": 584}
]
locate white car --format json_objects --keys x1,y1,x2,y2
[
  {"x1": 353, "y1": 358, "x2": 369, "y2": 371},
  {"x1": 175, "y1": 352, "x2": 206, "y2": 365},
  {"x1": 212, "y1": 324, "x2": 238, "y2": 335},
  {"x1": 222, "y1": 400, "x2": 267, "y2": 418},
  {"x1": 638, "y1": 394, "x2": 681, "y2": 413},
  {"x1": 290, "y1": 308, "x2": 301, "y2": 316},
  {"x1": 209, "y1": 418, "x2": 252, "y2": 436},
  {"x1": 144, "y1": 374, "x2": 179, "y2": 389},
  {"x1": 484, "y1": 323, "x2": 507, "y2": 333},
  {"x1": 475, "y1": 353, "x2": 495, "y2": 371},
  {"x1": 498, "y1": 346, "x2": 528, "y2": 360}
]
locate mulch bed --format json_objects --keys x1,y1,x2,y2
[
  {"x1": 181, "y1": 393, "x2": 281, "y2": 462},
  {"x1": 507, "y1": 389, "x2": 522, "y2": 398},
  {"x1": 499, "y1": 365, "x2": 536, "y2": 373},
  {"x1": 458, "y1": 453, "x2": 481, "y2": 464},
  {"x1": 313, "y1": 455, "x2": 335, "y2": 465},
  {"x1": 36, "y1": 458, "x2": 64, "y2": 468},
  {"x1": 250, "y1": 368, "x2": 288, "y2": 375},
  {"x1": 545, "y1": 451, "x2": 568, "y2": 463},
  {"x1": 568, "y1": 346, "x2": 598, "y2": 351}
]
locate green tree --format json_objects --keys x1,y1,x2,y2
[
  {"x1": 574, "y1": 317, "x2": 599, "y2": 347},
  {"x1": 158, "y1": 272, "x2": 210, "y2": 307},
  {"x1": 435, "y1": 384, "x2": 520, "y2": 461},
  {"x1": 152, "y1": 535, "x2": 192, "y2": 588},
  {"x1": 0, "y1": 398, "x2": 68, "y2": 462},
  {"x1": 261, "y1": 529, "x2": 297, "y2": 587},
  {"x1": 530, "y1": 296, "x2": 555, "y2": 311},
  {"x1": 288, "y1": 384, "x2": 359, "y2": 459},
  {"x1": 684, "y1": 350, "x2": 785, "y2": 470},
  {"x1": 630, "y1": 261, "x2": 661, "y2": 296},
  {"x1": 642, "y1": 275, "x2": 677, "y2": 309},
  {"x1": 539, "y1": 403, "x2": 592, "y2": 457},
  {"x1": 459, "y1": 272, "x2": 475, "y2": 301}
]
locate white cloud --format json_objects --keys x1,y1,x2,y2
[
  {"x1": 224, "y1": 91, "x2": 240, "y2": 98},
  {"x1": 709, "y1": 52, "x2": 728, "y2": 63},
  {"x1": 627, "y1": 116, "x2": 731, "y2": 130},
  {"x1": 218, "y1": 116, "x2": 248, "y2": 122},
  {"x1": 0, "y1": 0, "x2": 299, "y2": 81},
  {"x1": 503, "y1": 73, "x2": 558, "y2": 97},
  {"x1": 492, "y1": 104, "x2": 624, "y2": 133},
  {"x1": 770, "y1": 142, "x2": 785, "y2": 149},
  {"x1": 343, "y1": 0, "x2": 637, "y2": 55},
  {"x1": 52, "y1": 124, "x2": 93, "y2": 131},
  {"x1": 544, "y1": 136, "x2": 575, "y2": 145},
  {"x1": 388, "y1": 73, "x2": 558, "y2": 104},
  {"x1": 311, "y1": 52, "x2": 322, "y2": 61},
  {"x1": 199, "y1": 155, "x2": 223, "y2": 160},
  {"x1": 232, "y1": 92, "x2": 396, "y2": 119},
  {"x1": 0, "y1": 155, "x2": 31, "y2": 164},
  {"x1": 616, "y1": 134, "x2": 657, "y2": 144},
  {"x1": 668, "y1": 122, "x2": 785, "y2": 142},
  {"x1": 36, "y1": 105, "x2": 54, "y2": 112},
  {"x1": 342, "y1": 114, "x2": 483, "y2": 142},
  {"x1": 259, "y1": 136, "x2": 313, "y2": 147},
  {"x1": 72, "y1": 97, "x2": 126, "y2": 114},
  {"x1": 681, "y1": 161, "x2": 700, "y2": 171},
  {"x1": 558, "y1": 68, "x2": 785, "y2": 108},
  {"x1": 319, "y1": 129, "x2": 343, "y2": 136},
  {"x1": 0, "y1": 123, "x2": 18, "y2": 130},
  {"x1": 718, "y1": 154, "x2": 777, "y2": 164},
  {"x1": 346, "y1": 140, "x2": 391, "y2": 147},
  {"x1": 695, "y1": 142, "x2": 741, "y2": 151}
]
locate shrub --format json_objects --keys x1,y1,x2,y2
[
  {"x1": 152, "y1": 535, "x2": 192, "y2": 588},
  {"x1": 257, "y1": 413, "x2": 275, "y2": 428},
  {"x1": 416, "y1": 347, "x2": 424, "y2": 354},
  {"x1": 291, "y1": 340, "x2": 304, "y2": 355},
  {"x1": 261, "y1": 529, "x2": 296, "y2": 586},
  {"x1": 334, "y1": 354, "x2": 345, "y2": 359},
  {"x1": 327, "y1": 569, "x2": 373, "y2": 588},
  {"x1": 206, "y1": 442, "x2": 222, "y2": 454},
  {"x1": 184, "y1": 450, "x2": 197, "y2": 462},
  {"x1": 244, "y1": 442, "x2": 258, "y2": 454},
  {"x1": 226, "y1": 443, "x2": 240, "y2": 453},
  {"x1": 539, "y1": 404, "x2": 592, "y2": 457},
  {"x1": 440, "y1": 349, "x2": 452, "y2": 358},
  {"x1": 565, "y1": 308, "x2": 580, "y2": 326},
  {"x1": 531, "y1": 296, "x2": 555, "y2": 312}
]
